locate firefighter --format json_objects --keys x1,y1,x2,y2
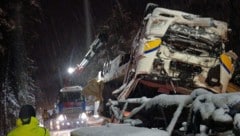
[{"x1": 7, "y1": 104, "x2": 50, "y2": 136}]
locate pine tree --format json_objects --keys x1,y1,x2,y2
[{"x1": 0, "y1": 0, "x2": 41, "y2": 135}]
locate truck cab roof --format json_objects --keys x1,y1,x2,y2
[{"x1": 60, "y1": 86, "x2": 83, "y2": 92}]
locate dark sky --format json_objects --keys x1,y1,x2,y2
[{"x1": 32, "y1": 0, "x2": 114, "y2": 106}]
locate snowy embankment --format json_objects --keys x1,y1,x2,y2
[{"x1": 71, "y1": 124, "x2": 168, "y2": 136}]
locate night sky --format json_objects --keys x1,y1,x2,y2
[
  {"x1": 30, "y1": 0, "x2": 240, "y2": 108},
  {"x1": 31, "y1": 0, "x2": 115, "y2": 107}
]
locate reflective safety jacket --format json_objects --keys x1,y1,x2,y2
[{"x1": 7, "y1": 117, "x2": 50, "y2": 136}]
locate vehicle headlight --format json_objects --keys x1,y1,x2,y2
[
  {"x1": 66, "y1": 122, "x2": 71, "y2": 126},
  {"x1": 57, "y1": 114, "x2": 67, "y2": 121},
  {"x1": 79, "y1": 112, "x2": 88, "y2": 120}
]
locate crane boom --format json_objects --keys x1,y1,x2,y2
[{"x1": 74, "y1": 33, "x2": 108, "y2": 73}]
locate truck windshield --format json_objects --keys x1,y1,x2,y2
[
  {"x1": 59, "y1": 92, "x2": 84, "y2": 102},
  {"x1": 57, "y1": 91, "x2": 85, "y2": 112}
]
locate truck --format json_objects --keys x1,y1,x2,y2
[
  {"x1": 110, "y1": 4, "x2": 238, "y2": 100},
  {"x1": 72, "y1": 3, "x2": 240, "y2": 136},
  {"x1": 49, "y1": 86, "x2": 89, "y2": 131},
  {"x1": 49, "y1": 85, "x2": 106, "y2": 136}
]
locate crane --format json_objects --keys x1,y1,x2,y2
[{"x1": 68, "y1": 32, "x2": 108, "y2": 74}]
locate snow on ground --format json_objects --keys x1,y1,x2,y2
[
  {"x1": 50, "y1": 129, "x2": 74, "y2": 136},
  {"x1": 71, "y1": 124, "x2": 168, "y2": 136}
]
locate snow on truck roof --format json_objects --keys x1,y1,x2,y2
[
  {"x1": 145, "y1": 7, "x2": 228, "y2": 40},
  {"x1": 60, "y1": 86, "x2": 83, "y2": 92}
]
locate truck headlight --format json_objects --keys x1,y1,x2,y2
[
  {"x1": 66, "y1": 122, "x2": 71, "y2": 126},
  {"x1": 57, "y1": 114, "x2": 67, "y2": 121},
  {"x1": 79, "y1": 112, "x2": 88, "y2": 120}
]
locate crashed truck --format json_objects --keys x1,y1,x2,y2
[
  {"x1": 109, "y1": 4, "x2": 238, "y2": 100},
  {"x1": 72, "y1": 3, "x2": 240, "y2": 136}
]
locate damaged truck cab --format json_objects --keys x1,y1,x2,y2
[
  {"x1": 112, "y1": 4, "x2": 238, "y2": 100},
  {"x1": 72, "y1": 3, "x2": 240, "y2": 136}
]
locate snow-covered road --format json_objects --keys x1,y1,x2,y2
[{"x1": 50, "y1": 129, "x2": 74, "y2": 136}]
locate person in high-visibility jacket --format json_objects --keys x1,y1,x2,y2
[{"x1": 7, "y1": 104, "x2": 50, "y2": 136}]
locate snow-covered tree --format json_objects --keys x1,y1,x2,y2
[{"x1": 0, "y1": 0, "x2": 42, "y2": 135}]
